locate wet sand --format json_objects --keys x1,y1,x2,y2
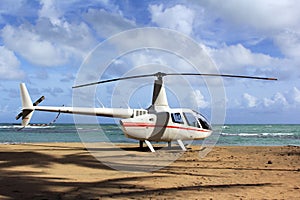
[{"x1": 0, "y1": 143, "x2": 299, "y2": 199}]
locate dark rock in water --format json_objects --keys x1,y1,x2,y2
[{"x1": 267, "y1": 160, "x2": 272, "y2": 164}]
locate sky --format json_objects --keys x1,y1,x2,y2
[{"x1": 0, "y1": 0, "x2": 300, "y2": 124}]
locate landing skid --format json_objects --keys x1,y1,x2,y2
[
  {"x1": 140, "y1": 140, "x2": 187, "y2": 152},
  {"x1": 177, "y1": 139, "x2": 187, "y2": 151},
  {"x1": 145, "y1": 140, "x2": 155, "y2": 152}
]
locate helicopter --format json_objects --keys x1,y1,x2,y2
[{"x1": 16, "y1": 72, "x2": 277, "y2": 152}]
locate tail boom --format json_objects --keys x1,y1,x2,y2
[{"x1": 16, "y1": 83, "x2": 134, "y2": 126}]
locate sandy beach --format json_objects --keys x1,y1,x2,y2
[{"x1": 0, "y1": 143, "x2": 299, "y2": 200}]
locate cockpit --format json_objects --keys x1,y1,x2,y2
[{"x1": 170, "y1": 110, "x2": 212, "y2": 130}]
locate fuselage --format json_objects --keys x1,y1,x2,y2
[{"x1": 120, "y1": 108, "x2": 212, "y2": 142}]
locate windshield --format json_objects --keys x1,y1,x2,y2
[
  {"x1": 183, "y1": 112, "x2": 200, "y2": 128},
  {"x1": 198, "y1": 117, "x2": 212, "y2": 130},
  {"x1": 184, "y1": 111, "x2": 212, "y2": 130}
]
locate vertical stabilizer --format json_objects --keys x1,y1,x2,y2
[
  {"x1": 20, "y1": 83, "x2": 34, "y2": 126},
  {"x1": 20, "y1": 83, "x2": 33, "y2": 108}
]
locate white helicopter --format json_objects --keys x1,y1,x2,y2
[{"x1": 16, "y1": 72, "x2": 277, "y2": 152}]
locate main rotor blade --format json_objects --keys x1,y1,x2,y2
[
  {"x1": 72, "y1": 71, "x2": 277, "y2": 88},
  {"x1": 165, "y1": 73, "x2": 277, "y2": 81},
  {"x1": 72, "y1": 73, "x2": 156, "y2": 88}
]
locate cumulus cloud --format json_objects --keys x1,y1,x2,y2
[
  {"x1": 129, "y1": 52, "x2": 166, "y2": 68},
  {"x1": 2, "y1": 25, "x2": 69, "y2": 66},
  {"x1": 274, "y1": 30, "x2": 300, "y2": 59},
  {"x1": 149, "y1": 4, "x2": 195, "y2": 36},
  {"x1": 263, "y1": 92, "x2": 288, "y2": 108},
  {"x1": 0, "y1": 0, "x2": 98, "y2": 69},
  {"x1": 0, "y1": 0, "x2": 298, "y2": 123},
  {"x1": 293, "y1": 87, "x2": 300, "y2": 104},
  {"x1": 193, "y1": 90, "x2": 209, "y2": 108},
  {"x1": 84, "y1": 8, "x2": 136, "y2": 38},
  {"x1": 43, "y1": 87, "x2": 64, "y2": 97},
  {"x1": 0, "y1": 0, "x2": 38, "y2": 24},
  {"x1": 39, "y1": 0, "x2": 62, "y2": 25},
  {"x1": 1, "y1": 18, "x2": 95, "y2": 67},
  {"x1": 201, "y1": 0, "x2": 300, "y2": 65},
  {"x1": 203, "y1": 0, "x2": 300, "y2": 32},
  {"x1": 0, "y1": 46, "x2": 25, "y2": 80},
  {"x1": 182, "y1": 89, "x2": 209, "y2": 109},
  {"x1": 284, "y1": 87, "x2": 300, "y2": 106},
  {"x1": 243, "y1": 93, "x2": 257, "y2": 108},
  {"x1": 207, "y1": 42, "x2": 298, "y2": 82},
  {"x1": 209, "y1": 43, "x2": 276, "y2": 73},
  {"x1": 240, "y1": 87, "x2": 300, "y2": 111}
]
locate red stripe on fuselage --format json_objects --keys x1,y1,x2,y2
[{"x1": 121, "y1": 122, "x2": 210, "y2": 132}]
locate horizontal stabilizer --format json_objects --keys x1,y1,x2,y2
[
  {"x1": 16, "y1": 96, "x2": 45, "y2": 120},
  {"x1": 15, "y1": 112, "x2": 23, "y2": 120}
]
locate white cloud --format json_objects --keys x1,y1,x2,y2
[
  {"x1": 292, "y1": 87, "x2": 300, "y2": 104},
  {"x1": 84, "y1": 8, "x2": 136, "y2": 38},
  {"x1": 128, "y1": 51, "x2": 168, "y2": 67},
  {"x1": 208, "y1": 43, "x2": 299, "y2": 81},
  {"x1": 193, "y1": 90, "x2": 209, "y2": 108},
  {"x1": 0, "y1": 0, "x2": 38, "y2": 24},
  {"x1": 201, "y1": 0, "x2": 300, "y2": 63},
  {"x1": 262, "y1": 87, "x2": 300, "y2": 108},
  {"x1": 274, "y1": 31, "x2": 300, "y2": 59},
  {"x1": 1, "y1": 0, "x2": 98, "y2": 68},
  {"x1": 1, "y1": 18, "x2": 95, "y2": 67},
  {"x1": 203, "y1": 0, "x2": 300, "y2": 32},
  {"x1": 0, "y1": 46, "x2": 25, "y2": 80},
  {"x1": 0, "y1": 0, "x2": 23, "y2": 17},
  {"x1": 238, "y1": 87, "x2": 300, "y2": 111},
  {"x1": 149, "y1": 4, "x2": 195, "y2": 36},
  {"x1": 209, "y1": 44, "x2": 274, "y2": 72},
  {"x1": 43, "y1": 87, "x2": 64, "y2": 97},
  {"x1": 263, "y1": 92, "x2": 288, "y2": 108},
  {"x1": 2, "y1": 25, "x2": 69, "y2": 66},
  {"x1": 243, "y1": 93, "x2": 257, "y2": 108},
  {"x1": 39, "y1": 0, "x2": 62, "y2": 26}
]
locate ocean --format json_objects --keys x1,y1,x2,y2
[{"x1": 0, "y1": 124, "x2": 299, "y2": 146}]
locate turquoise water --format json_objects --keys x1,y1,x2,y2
[
  {"x1": 218, "y1": 124, "x2": 300, "y2": 146},
  {"x1": 0, "y1": 124, "x2": 299, "y2": 146}
]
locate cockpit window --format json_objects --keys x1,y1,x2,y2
[
  {"x1": 198, "y1": 117, "x2": 212, "y2": 130},
  {"x1": 171, "y1": 113, "x2": 184, "y2": 124},
  {"x1": 183, "y1": 112, "x2": 200, "y2": 128}
]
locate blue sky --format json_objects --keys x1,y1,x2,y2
[{"x1": 0, "y1": 0, "x2": 300, "y2": 124}]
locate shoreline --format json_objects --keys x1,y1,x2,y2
[
  {"x1": 0, "y1": 143, "x2": 299, "y2": 199},
  {"x1": 1, "y1": 141, "x2": 299, "y2": 147}
]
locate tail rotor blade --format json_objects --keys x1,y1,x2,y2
[{"x1": 33, "y1": 96, "x2": 45, "y2": 106}]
